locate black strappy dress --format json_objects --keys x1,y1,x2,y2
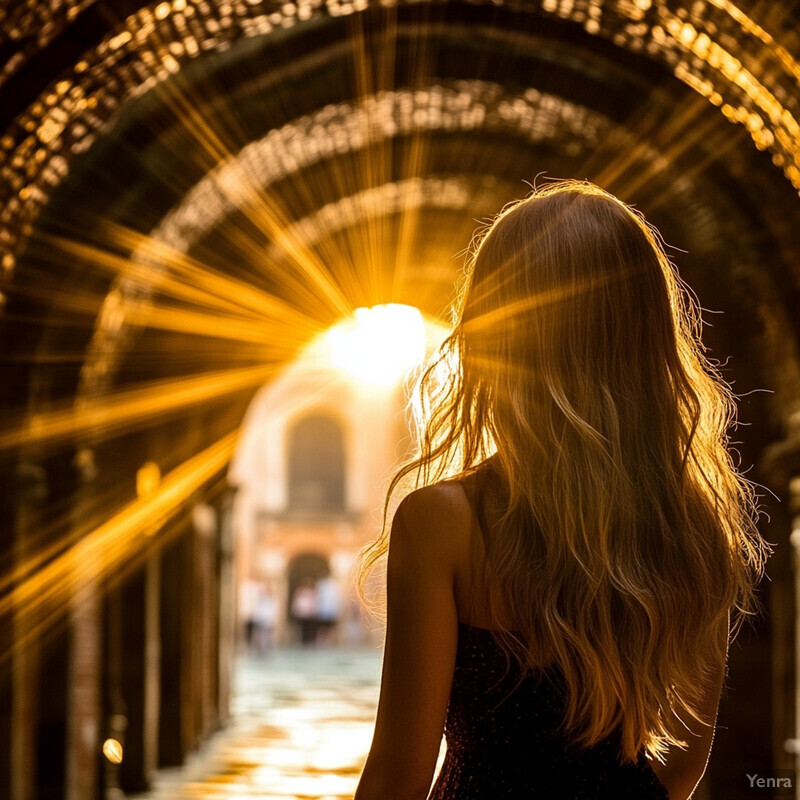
[{"x1": 427, "y1": 621, "x2": 671, "y2": 799}]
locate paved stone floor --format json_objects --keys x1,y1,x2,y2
[
  {"x1": 134, "y1": 646, "x2": 384, "y2": 800},
  {"x1": 130, "y1": 647, "x2": 712, "y2": 800}
]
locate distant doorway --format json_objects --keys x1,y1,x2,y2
[{"x1": 287, "y1": 552, "x2": 331, "y2": 645}]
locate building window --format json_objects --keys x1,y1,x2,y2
[{"x1": 287, "y1": 415, "x2": 346, "y2": 511}]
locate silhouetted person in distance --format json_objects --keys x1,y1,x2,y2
[
  {"x1": 291, "y1": 576, "x2": 318, "y2": 645},
  {"x1": 253, "y1": 583, "x2": 277, "y2": 653},
  {"x1": 354, "y1": 180, "x2": 770, "y2": 800},
  {"x1": 315, "y1": 575, "x2": 340, "y2": 645},
  {"x1": 239, "y1": 577, "x2": 260, "y2": 651}
]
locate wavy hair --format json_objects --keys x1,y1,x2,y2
[{"x1": 357, "y1": 179, "x2": 770, "y2": 764}]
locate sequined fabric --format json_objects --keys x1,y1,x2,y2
[{"x1": 427, "y1": 622, "x2": 671, "y2": 799}]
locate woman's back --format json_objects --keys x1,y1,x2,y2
[
  {"x1": 429, "y1": 621, "x2": 670, "y2": 799},
  {"x1": 355, "y1": 182, "x2": 767, "y2": 800},
  {"x1": 424, "y1": 467, "x2": 670, "y2": 798},
  {"x1": 447, "y1": 464, "x2": 514, "y2": 632}
]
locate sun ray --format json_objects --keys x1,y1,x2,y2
[
  {"x1": 2, "y1": 428, "x2": 241, "y2": 666},
  {"x1": 0, "y1": 364, "x2": 279, "y2": 451},
  {"x1": 33, "y1": 226, "x2": 326, "y2": 327},
  {"x1": 84, "y1": 53, "x2": 356, "y2": 319}
]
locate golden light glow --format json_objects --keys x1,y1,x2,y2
[
  {"x1": 136, "y1": 461, "x2": 161, "y2": 497},
  {"x1": 325, "y1": 304, "x2": 427, "y2": 388},
  {"x1": 102, "y1": 738, "x2": 123, "y2": 765},
  {"x1": 3, "y1": 0, "x2": 800, "y2": 297},
  {"x1": 0, "y1": 365, "x2": 278, "y2": 452}
]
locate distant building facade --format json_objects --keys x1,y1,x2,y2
[{"x1": 229, "y1": 314, "x2": 444, "y2": 646}]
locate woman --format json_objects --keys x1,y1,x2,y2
[{"x1": 353, "y1": 180, "x2": 770, "y2": 799}]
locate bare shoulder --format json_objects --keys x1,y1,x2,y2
[
  {"x1": 391, "y1": 481, "x2": 473, "y2": 561},
  {"x1": 396, "y1": 480, "x2": 471, "y2": 517}
]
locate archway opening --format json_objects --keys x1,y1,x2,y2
[{"x1": 229, "y1": 304, "x2": 450, "y2": 655}]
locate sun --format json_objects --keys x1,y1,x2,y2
[{"x1": 324, "y1": 304, "x2": 429, "y2": 388}]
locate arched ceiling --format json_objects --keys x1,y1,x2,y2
[{"x1": 2, "y1": 0, "x2": 800, "y2": 474}]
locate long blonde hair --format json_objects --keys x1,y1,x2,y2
[{"x1": 357, "y1": 179, "x2": 770, "y2": 764}]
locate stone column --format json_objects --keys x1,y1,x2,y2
[
  {"x1": 158, "y1": 531, "x2": 185, "y2": 767},
  {"x1": 791, "y1": 479, "x2": 800, "y2": 800},
  {"x1": 143, "y1": 553, "x2": 162, "y2": 782},
  {"x1": 66, "y1": 585, "x2": 101, "y2": 800},
  {"x1": 762, "y1": 410, "x2": 800, "y2": 795},
  {"x1": 217, "y1": 489, "x2": 237, "y2": 726},
  {"x1": 11, "y1": 460, "x2": 48, "y2": 800},
  {"x1": 261, "y1": 548, "x2": 288, "y2": 645},
  {"x1": 193, "y1": 503, "x2": 217, "y2": 739}
]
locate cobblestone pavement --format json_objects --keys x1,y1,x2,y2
[{"x1": 133, "y1": 646, "x2": 384, "y2": 800}]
